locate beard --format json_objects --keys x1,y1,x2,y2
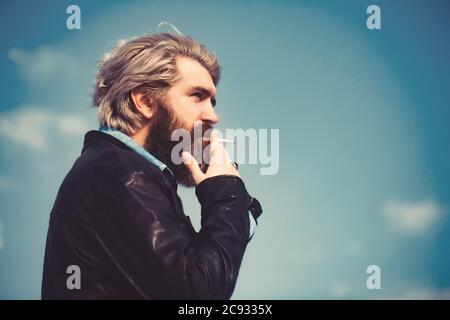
[{"x1": 144, "y1": 99, "x2": 212, "y2": 187}]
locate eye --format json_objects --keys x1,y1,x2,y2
[{"x1": 191, "y1": 92, "x2": 202, "y2": 100}]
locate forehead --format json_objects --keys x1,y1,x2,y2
[{"x1": 174, "y1": 56, "x2": 216, "y2": 95}]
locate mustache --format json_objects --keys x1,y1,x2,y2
[{"x1": 192, "y1": 121, "x2": 214, "y2": 138}]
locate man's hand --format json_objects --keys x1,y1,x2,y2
[{"x1": 182, "y1": 130, "x2": 240, "y2": 186}]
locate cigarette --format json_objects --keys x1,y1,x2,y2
[{"x1": 202, "y1": 138, "x2": 235, "y2": 144}]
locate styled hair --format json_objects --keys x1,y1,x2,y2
[{"x1": 92, "y1": 33, "x2": 221, "y2": 135}]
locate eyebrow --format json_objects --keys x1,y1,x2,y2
[{"x1": 189, "y1": 86, "x2": 217, "y2": 106}]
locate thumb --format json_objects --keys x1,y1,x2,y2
[{"x1": 181, "y1": 151, "x2": 204, "y2": 184}]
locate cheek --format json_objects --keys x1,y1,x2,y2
[{"x1": 171, "y1": 97, "x2": 202, "y2": 123}]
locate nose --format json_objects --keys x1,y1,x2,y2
[{"x1": 200, "y1": 104, "x2": 219, "y2": 125}]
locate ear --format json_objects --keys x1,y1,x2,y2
[{"x1": 131, "y1": 87, "x2": 154, "y2": 120}]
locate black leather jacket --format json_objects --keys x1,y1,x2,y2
[{"x1": 41, "y1": 130, "x2": 262, "y2": 299}]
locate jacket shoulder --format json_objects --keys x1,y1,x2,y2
[{"x1": 51, "y1": 140, "x2": 164, "y2": 223}]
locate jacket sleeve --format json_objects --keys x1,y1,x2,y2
[{"x1": 100, "y1": 162, "x2": 257, "y2": 299}]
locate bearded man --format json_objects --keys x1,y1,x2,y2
[{"x1": 41, "y1": 33, "x2": 262, "y2": 299}]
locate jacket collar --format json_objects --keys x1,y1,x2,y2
[
  {"x1": 99, "y1": 126, "x2": 171, "y2": 174},
  {"x1": 82, "y1": 129, "x2": 173, "y2": 174},
  {"x1": 82, "y1": 130, "x2": 130, "y2": 153}
]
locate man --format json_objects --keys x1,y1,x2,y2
[{"x1": 41, "y1": 33, "x2": 262, "y2": 299}]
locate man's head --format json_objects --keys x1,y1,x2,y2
[{"x1": 92, "y1": 33, "x2": 221, "y2": 186}]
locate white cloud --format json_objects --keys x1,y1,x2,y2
[
  {"x1": 0, "y1": 108, "x2": 51, "y2": 150},
  {"x1": 53, "y1": 114, "x2": 91, "y2": 136},
  {"x1": 0, "y1": 107, "x2": 90, "y2": 151},
  {"x1": 384, "y1": 199, "x2": 446, "y2": 235},
  {"x1": 8, "y1": 47, "x2": 80, "y2": 86}
]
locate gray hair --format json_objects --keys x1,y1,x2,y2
[{"x1": 92, "y1": 33, "x2": 221, "y2": 135}]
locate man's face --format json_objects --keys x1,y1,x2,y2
[
  {"x1": 165, "y1": 56, "x2": 219, "y2": 127},
  {"x1": 144, "y1": 56, "x2": 219, "y2": 187}
]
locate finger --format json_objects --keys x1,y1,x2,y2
[
  {"x1": 209, "y1": 129, "x2": 218, "y2": 145},
  {"x1": 181, "y1": 151, "x2": 204, "y2": 184},
  {"x1": 208, "y1": 141, "x2": 231, "y2": 166}
]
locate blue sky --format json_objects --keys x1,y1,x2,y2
[{"x1": 0, "y1": 0, "x2": 449, "y2": 299}]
